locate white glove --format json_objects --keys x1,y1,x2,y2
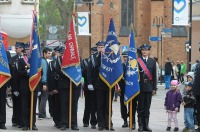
[
  {"x1": 27, "y1": 69, "x2": 30, "y2": 74},
  {"x1": 13, "y1": 91, "x2": 19, "y2": 97},
  {"x1": 37, "y1": 92, "x2": 41, "y2": 96},
  {"x1": 88, "y1": 84, "x2": 94, "y2": 91}
]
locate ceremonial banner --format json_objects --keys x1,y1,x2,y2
[
  {"x1": 29, "y1": 11, "x2": 42, "y2": 91},
  {"x1": 99, "y1": 18, "x2": 123, "y2": 89},
  {"x1": 77, "y1": 12, "x2": 90, "y2": 36},
  {"x1": 124, "y1": 30, "x2": 140, "y2": 104},
  {"x1": 61, "y1": 16, "x2": 82, "y2": 86},
  {"x1": 0, "y1": 33, "x2": 11, "y2": 88},
  {"x1": 173, "y1": 0, "x2": 189, "y2": 25}
]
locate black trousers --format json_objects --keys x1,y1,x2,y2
[
  {"x1": 195, "y1": 95, "x2": 200, "y2": 126},
  {"x1": 83, "y1": 90, "x2": 97, "y2": 126},
  {"x1": 12, "y1": 92, "x2": 21, "y2": 126},
  {"x1": 59, "y1": 88, "x2": 80, "y2": 127},
  {"x1": 137, "y1": 92, "x2": 152, "y2": 118},
  {"x1": 128, "y1": 96, "x2": 138, "y2": 124},
  {"x1": 20, "y1": 91, "x2": 38, "y2": 127},
  {"x1": 0, "y1": 86, "x2": 6, "y2": 125},
  {"x1": 52, "y1": 92, "x2": 61, "y2": 126},
  {"x1": 119, "y1": 88, "x2": 128, "y2": 121},
  {"x1": 48, "y1": 94, "x2": 54, "y2": 117},
  {"x1": 96, "y1": 89, "x2": 114, "y2": 128}
]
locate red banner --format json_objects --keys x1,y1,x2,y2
[{"x1": 62, "y1": 18, "x2": 80, "y2": 67}]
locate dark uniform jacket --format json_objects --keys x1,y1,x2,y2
[
  {"x1": 55, "y1": 56, "x2": 81, "y2": 89},
  {"x1": 18, "y1": 57, "x2": 29, "y2": 91},
  {"x1": 193, "y1": 63, "x2": 200, "y2": 96},
  {"x1": 138, "y1": 57, "x2": 157, "y2": 92},
  {"x1": 87, "y1": 52, "x2": 110, "y2": 91},
  {"x1": 10, "y1": 55, "x2": 20, "y2": 92},
  {"x1": 118, "y1": 63, "x2": 126, "y2": 91},
  {"x1": 81, "y1": 59, "x2": 89, "y2": 91},
  {"x1": 47, "y1": 60, "x2": 58, "y2": 92}
]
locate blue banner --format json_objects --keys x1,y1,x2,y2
[
  {"x1": 99, "y1": 18, "x2": 123, "y2": 89},
  {"x1": 29, "y1": 11, "x2": 42, "y2": 91},
  {"x1": 62, "y1": 65, "x2": 82, "y2": 86},
  {"x1": 124, "y1": 30, "x2": 140, "y2": 104},
  {"x1": 0, "y1": 33, "x2": 11, "y2": 88}
]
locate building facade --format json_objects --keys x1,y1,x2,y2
[{"x1": 77, "y1": 0, "x2": 200, "y2": 70}]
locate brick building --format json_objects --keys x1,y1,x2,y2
[{"x1": 77, "y1": 0, "x2": 200, "y2": 70}]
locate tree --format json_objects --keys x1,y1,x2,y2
[{"x1": 39, "y1": 0, "x2": 74, "y2": 43}]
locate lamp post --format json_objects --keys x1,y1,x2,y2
[
  {"x1": 76, "y1": 0, "x2": 104, "y2": 54},
  {"x1": 152, "y1": 16, "x2": 164, "y2": 59}
]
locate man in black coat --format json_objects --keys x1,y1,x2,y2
[
  {"x1": 10, "y1": 42, "x2": 24, "y2": 128},
  {"x1": 164, "y1": 58, "x2": 173, "y2": 89},
  {"x1": 0, "y1": 50, "x2": 11, "y2": 130},
  {"x1": 87, "y1": 41, "x2": 115, "y2": 131},
  {"x1": 137, "y1": 44, "x2": 157, "y2": 132},
  {"x1": 192, "y1": 62, "x2": 200, "y2": 131},
  {"x1": 55, "y1": 55, "x2": 80, "y2": 131},
  {"x1": 82, "y1": 47, "x2": 97, "y2": 129}
]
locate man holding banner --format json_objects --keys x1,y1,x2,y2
[{"x1": 137, "y1": 44, "x2": 157, "y2": 132}]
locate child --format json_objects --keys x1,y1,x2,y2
[
  {"x1": 182, "y1": 82, "x2": 196, "y2": 132},
  {"x1": 164, "y1": 80, "x2": 182, "y2": 131}
]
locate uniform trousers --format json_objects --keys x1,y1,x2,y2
[
  {"x1": 59, "y1": 88, "x2": 80, "y2": 127},
  {"x1": 52, "y1": 93, "x2": 61, "y2": 126},
  {"x1": 12, "y1": 93, "x2": 21, "y2": 126},
  {"x1": 83, "y1": 90, "x2": 97, "y2": 126},
  {"x1": 96, "y1": 89, "x2": 114, "y2": 128},
  {"x1": 0, "y1": 86, "x2": 6, "y2": 125},
  {"x1": 20, "y1": 91, "x2": 38, "y2": 127},
  {"x1": 137, "y1": 92, "x2": 152, "y2": 118}
]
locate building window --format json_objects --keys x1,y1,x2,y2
[
  {"x1": 0, "y1": 0, "x2": 11, "y2": 4},
  {"x1": 119, "y1": 0, "x2": 134, "y2": 37},
  {"x1": 21, "y1": 0, "x2": 34, "y2": 4}
]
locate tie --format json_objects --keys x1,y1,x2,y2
[{"x1": 144, "y1": 59, "x2": 147, "y2": 64}]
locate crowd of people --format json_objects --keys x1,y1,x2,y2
[{"x1": 1, "y1": 40, "x2": 200, "y2": 132}]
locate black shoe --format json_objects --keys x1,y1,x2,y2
[
  {"x1": 22, "y1": 126, "x2": 29, "y2": 130},
  {"x1": 83, "y1": 123, "x2": 89, "y2": 127},
  {"x1": 71, "y1": 126, "x2": 79, "y2": 131},
  {"x1": 132, "y1": 124, "x2": 136, "y2": 130},
  {"x1": 122, "y1": 122, "x2": 128, "y2": 128},
  {"x1": 12, "y1": 123, "x2": 17, "y2": 127},
  {"x1": 174, "y1": 127, "x2": 179, "y2": 131},
  {"x1": 106, "y1": 127, "x2": 115, "y2": 131},
  {"x1": 18, "y1": 125, "x2": 23, "y2": 128},
  {"x1": 60, "y1": 126, "x2": 66, "y2": 130},
  {"x1": 166, "y1": 127, "x2": 171, "y2": 131},
  {"x1": 0, "y1": 124, "x2": 7, "y2": 130},
  {"x1": 32, "y1": 126, "x2": 38, "y2": 130},
  {"x1": 98, "y1": 127, "x2": 105, "y2": 131},
  {"x1": 91, "y1": 125, "x2": 96, "y2": 129}
]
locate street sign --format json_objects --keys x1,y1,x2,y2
[
  {"x1": 162, "y1": 28, "x2": 172, "y2": 37},
  {"x1": 149, "y1": 36, "x2": 161, "y2": 42}
]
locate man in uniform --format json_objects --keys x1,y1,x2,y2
[
  {"x1": 82, "y1": 47, "x2": 98, "y2": 129},
  {"x1": 137, "y1": 44, "x2": 156, "y2": 132},
  {"x1": 10, "y1": 42, "x2": 24, "y2": 128},
  {"x1": 87, "y1": 41, "x2": 115, "y2": 131},
  {"x1": 118, "y1": 51, "x2": 138, "y2": 130}
]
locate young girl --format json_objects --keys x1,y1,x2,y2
[{"x1": 164, "y1": 80, "x2": 182, "y2": 131}]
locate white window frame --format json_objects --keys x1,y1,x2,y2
[
  {"x1": 0, "y1": 0, "x2": 11, "y2": 4},
  {"x1": 21, "y1": 0, "x2": 34, "y2": 4}
]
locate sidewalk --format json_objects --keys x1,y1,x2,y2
[{"x1": 3, "y1": 84, "x2": 187, "y2": 132}]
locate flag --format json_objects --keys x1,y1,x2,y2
[
  {"x1": 124, "y1": 29, "x2": 140, "y2": 105},
  {"x1": 0, "y1": 33, "x2": 11, "y2": 88},
  {"x1": 99, "y1": 18, "x2": 123, "y2": 89},
  {"x1": 29, "y1": 11, "x2": 42, "y2": 91},
  {"x1": 61, "y1": 16, "x2": 82, "y2": 86}
]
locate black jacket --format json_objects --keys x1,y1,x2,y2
[
  {"x1": 193, "y1": 63, "x2": 200, "y2": 95},
  {"x1": 138, "y1": 57, "x2": 157, "y2": 92},
  {"x1": 165, "y1": 61, "x2": 173, "y2": 75},
  {"x1": 183, "y1": 90, "x2": 196, "y2": 108}
]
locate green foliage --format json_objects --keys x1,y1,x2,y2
[{"x1": 39, "y1": 0, "x2": 74, "y2": 42}]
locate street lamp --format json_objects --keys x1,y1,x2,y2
[
  {"x1": 76, "y1": 0, "x2": 104, "y2": 54},
  {"x1": 152, "y1": 16, "x2": 164, "y2": 59}
]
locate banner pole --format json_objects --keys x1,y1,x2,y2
[
  {"x1": 109, "y1": 88, "x2": 111, "y2": 131},
  {"x1": 29, "y1": 91, "x2": 34, "y2": 130},
  {"x1": 69, "y1": 81, "x2": 72, "y2": 130},
  {"x1": 129, "y1": 100, "x2": 133, "y2": 132}
]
